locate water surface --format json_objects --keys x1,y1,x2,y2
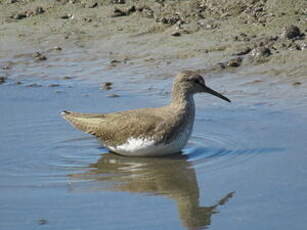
[{"x1": 1, "y1": 50, "x2": 307, "y2": 230}]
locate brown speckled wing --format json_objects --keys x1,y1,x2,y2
[{"x1": 62, "y1": 109, "x2": 168, "y2": 146}]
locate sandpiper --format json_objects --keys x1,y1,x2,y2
[{"x1": 61, "y1": 70, "x2": 230, "y2": 157}]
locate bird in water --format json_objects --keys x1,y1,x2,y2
[{"x1": 61, "y1": 70, "x2": 231, "y2": 157}]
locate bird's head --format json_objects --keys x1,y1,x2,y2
[{"x1": 174, "y1": 71, "x2": 231, "y2": 102}]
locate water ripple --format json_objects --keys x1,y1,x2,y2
[{"x1": 184, "y1": 133, "x2": 280, "y2": 172}]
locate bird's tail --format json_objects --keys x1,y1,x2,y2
[{"x1": 60, "y1": 110, "x2": 103, "y2": 136}]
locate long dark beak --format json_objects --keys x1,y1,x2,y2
[{"x1": 204, "y1": 86, "x2": 231, "y2": 103}]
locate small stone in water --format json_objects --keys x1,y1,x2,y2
[
  {"x1": 33, "y1": 52, "x2": 47, "y2": 61},
  {"x1": 107, "y1": 94, "x2": 120, "y2": 98},
  {"x1": 227, "y1": 57, "x2": 242, "y2": 67},
  {"x1": 292, "y1": 82, "x2": 301, "y2": 86},
  {"x1": 101, "y1": 82, "x2": 113, "y2": 90},
  {"x1": 26, "y1": 83, "x2": 42, "y2": 87},
  {"x1": 0, "y1": 77, "x2": 6, "y2": 84},
  {"x1": 48, "y1": 84, "x2": 60, "y2": 87},
  {"x1": 37, "y1": 218, "x2": 48, "y2": 225}
]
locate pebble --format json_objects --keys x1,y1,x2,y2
[
  {"x1": 7, "y1": 0, "x2": 19, "y2": 3},
  {"x1": 13, "y1": 13, "x2": 27, "y2": 20},
  {"x1": 37, "y1": 218, "x2": 48, "y2": 225},
  {"x1": 233, "y1": 47, "x2": 251, "y2": 56},
  {"x1": 0, "y1": 76, "x2": 6, "y2": 84},
  {"x1": 2, "y1": 63, "x2": 11, "y2": 70},
  {"x1": 214, "y1": 62, "x2": 226, "y2": 70},
  {"x1": 48, "y1": 84, "x2": 60, "y2": 87},
  {"x1": 111, "y1": 0, "x2": 126, "y2": 4},
  {"x1": 107, "y1": 94, "x2": 120, "y2": 98},
  {"x1": 171, "y1": 31, "x2": 181, "y2": 37},
  {"x1": 281, "y1": 25, "x2": 302, "y2": 39},
  {"x1": 53, "y1": 46, "x2": 62, "y2": 51},
  {"x1": 61, "y1": 14, "x2": 73, "y2": 19},
  {"x1": 226, "y1": 57, "x2": 242, "y2": 67},
  {"x1": 111, "y1": 6, "x2": 137, "y2": 17},
  {"x1": 250, "y1": 47, "x2": 271, "y2": 58},
  {"x1": 26, "y1": 83, "x2": 42, "y2": 87},
  {"x1": 110, "y1": 59, "x2": 121, "y2": 64},
  {"x1": 248, "y1": 47, "x2": 272, "y2": 63},
  {"x1": 33, "y1": 52, "x2": 47, "y2": 61},
  {"x1": 87, "y1": 2, "x2": 98, "y2": 8},
  {"x1": 112, "y1": 8, "x2": 126, "y2": 17},
  {"x1": 34, "y1": 6, "x2": 45, "y2": 15},
  {"x1": 101, "y1": 82, "x2": 113, "y2": 90},
  {"x1": 292, "y1": 82, "x2": 302, "y2": 86}
]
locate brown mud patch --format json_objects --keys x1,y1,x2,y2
[{"x1": 0, "y1": 0, "x2": 306, "y2": 102}]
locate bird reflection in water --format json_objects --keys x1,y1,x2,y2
[{"x1": 70, "y1": 153, "x2": 234, "y2": 230}]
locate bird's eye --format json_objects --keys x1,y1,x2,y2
[{"x1": 194, "y1": 78, "x2": 203, "y2": 85}]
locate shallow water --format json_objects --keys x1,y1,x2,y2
[{"x1": 1, "y1": 50, "x2": 307, "y2": 230}]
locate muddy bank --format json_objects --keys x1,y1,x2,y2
[{"x1": 0, "y1": 0, "x2": 306, "y2": 103}]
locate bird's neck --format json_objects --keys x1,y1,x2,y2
[{"x1": 170, "y1": 87, "x2": 195, "y2": 116}]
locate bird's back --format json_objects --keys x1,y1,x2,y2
[{"x1": 61, "y1": 105, "x2": 194, "y2": 156}]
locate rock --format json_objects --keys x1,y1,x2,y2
[
  {"x1": 47, "y1": 46, "x2": 62, "y2": 52},
  {"x1": 37, "y1": 219, "x2": 48, "y2": 225},
  {"x1": 0, "y1": 77, "x2": 6, "y2": 84},
  {"x1": 127, "y1": 6, "x2": 136, "y2": 14},
  {"x1": 7, "y1": 0, "x2": 19, "y2": 3},
  {"x1": 233, "y1": 33, "x2": 250, "y2": 42},
  {"x1": 111, "y1": 0, "x2": 126, "y2": 4},
  {"x1": 292, "y1": 81, "x2": 301, "y2": 86},
  {"x1": 112, "y1": 8, "x2": 127, "y2": 17},
  {"x1": 12, "y1": 13, "x2": 27, "y2": 20},
  {"x1": 233, "y1": 47, "x2": 251, "y2": 56},
  {"x1": 34, "y1": 7, "x2": 45, "y2": 15},
  {"x1": 11, "y1": 7, "x2": 44, "y2": 20},
  {"x1": 281, "y1": 25, "x2": 303, "y2": 39},
  {"x1": 110, "y1": 59, "x2": 120, "y2": 64},
  {"x1": 15, "y1": 81, "x2": 22, "y2": 85},
  {"x1": 226, "y1": 57, "x2": 242, "y2": 67},
  {"x1": 111, "y1": 6, "x2": 136, "y2": 17},
  {"x1": 250, "y1": 47, "x2": 271, "y2": 58},
  {"x1": 61, "y1": 14, "x2": 73, "y2": 19},
  {"x1": 2, "y1": 63, "x2": 11, "y2": 70},
  {"x1": 158, "y1": 14, "x2": 182, "y2": 25},
  {"x1": 83, "y1": 17, "x2": 93, "y2": 23},
  {"x1": 249, "y1": 47, "x2": 272, "y2": 63},
  {"x1": 48, "y1": 84, "x2": 60, "y2": 87},
  {"x1": 62, "y1": 76, "x2": 72, "y2": 80},
  {"x1": 210, "y1": 62, "x2": 226, "y2": 72},
  {"x1": 33, "y1": 52, "x2": 47, "y2": 61},
  {"x1": 101, "y1": 82, "x2": 113, "y2": 90},
  {"x1": 26, "y1": 83, "x2": 42, "y2": 87},
  {"x1": 87, "y1": 2, "x2": 98, "y2": 8},
  {"x1": 139, "y1": 6, "x2": 154, "y2": 18},
  {"x1": 107, "y1": 94, "x2": 120, "y2": 98},
  {"x1": 171, "y1": 31, "x2": 181, "y2": 37},
  {"x1": 53, "y1": 46, "x2": 62, "y2": 51}
]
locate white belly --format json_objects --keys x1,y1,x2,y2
[
  {"x1": 107, "y1": 127, "x2": 192, "y2": 157},
  {"x1": 107, "y1": 100, "x2": 195, "y2": 157}
]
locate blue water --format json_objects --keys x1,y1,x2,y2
[{"x1": 1, "y1": 74, "x2": 307, "y2": 230}]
